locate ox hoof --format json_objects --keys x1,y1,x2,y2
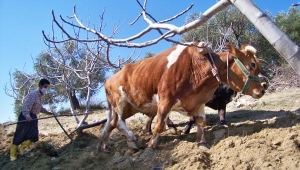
[
  {"x1": 127, "y1": 141, "x2": 139, "y2": 150},
  {"x1": 102, "y1": 148, "x2": 111, "y2": 154},
  {"x1": 181, "y1": 130, "x2": 190, "y2": 135},
  {"x1": 98, "y1": 145, "x2": 111, "y2": 154},
  {"x1": 181, "y1": 127, "x2": 192, "y2": 135},
  {"x1": 97, "y1": 146, "x2": 110, "y2": 154},
  {"x1": 219, "y1": 120, "x2": 227, "y2": 126},
  {"x1": 197, "y1": 142, "x2": 210, "y2": 150},
  {"x1": 144, "y1": 132, "x2": 153, "y2": 136}
]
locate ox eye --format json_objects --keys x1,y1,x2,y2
[{"x1": 250, "y1": 62, "x2": 256, "y2": 69}]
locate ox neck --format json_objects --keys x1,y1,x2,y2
[{"x1": 212, "y1": 52, "x2": 234, "y2": 86}]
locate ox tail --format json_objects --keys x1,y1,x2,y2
[
  {"x1": 104, "y1": 89, "x2": 112, "y2": 124},
  {"x1": 106, "y1": 102, "x2": 112, "y2": 123}
]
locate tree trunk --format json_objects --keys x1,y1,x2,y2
[
  {"x1": 67, "y1": 87, "x2": 79, "y2": 123},
  {"x1": 70, "y1": 89, "x2": 80, "y2": 110},
  {"x1": 230, "y1": 0, "x2": 300, "y2": 74},
  {"x1": 77, "y1": 80, "x2": 92, "y2": 129}
]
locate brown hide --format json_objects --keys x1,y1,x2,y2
[
  {"x1": 103, "y1": 42, "x2": 265, "y2": 149},
  {"x1": 105, "y1": 44, "x2": 218, "y2": 119},
  {"x1": 105, "y1": 43, "x2": 264, "y2": 118}
]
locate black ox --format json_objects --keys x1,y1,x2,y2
[{"x1": 145, "y1": 83, "x2": 236, "y2": 134}]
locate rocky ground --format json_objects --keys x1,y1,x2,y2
[{"x1": 0, "y1": 87, "x2": 299, "y2": 170}]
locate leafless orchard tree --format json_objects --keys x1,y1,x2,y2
[
  {"x1": 4, "y1": 69, "x2": 40, "y2": 106},
  {"x1": 43, "y1": 0, "x2": 300, "y2": 75},
  {"x1": 38, "y1": 39, "x2": 121, "y2": 128}
]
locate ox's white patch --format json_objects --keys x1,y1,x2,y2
[
  {"x1": 99, "y1": 108, "x2": 115, "y2": 148},
  {"x1": 117, "y1": 86, "x2": 128, "y2": 116},
  {"x1": 195, "y1": 104, "x2": 206, "y2": 143},
  {"x1": 143, "y1": 94, "x2": 159, "y2": 108},
  {"x1": 117, "y1": 118, "x2": 136, "y2": 140},
  {"x1": 155, "y1": 94, "x2": 159, "y2": 103},
  {"x1": 171, "y1": 99, "x2": 188, "y2": 116},
  {"x1": 245, "y1": 45, "x2": 257, "y2": 55},
  {"x1": 195, "y1": 104, "x2": 206, "y2": 120},
  {"x1": 167, "y1": 45, "x2": 187, "y2": 68},
  {"x1": 102, "y1": 110, "x2": 112, "y2": 133},
  {"x1": 151, "y1": 133, "x2": 160, "y2": 145}
]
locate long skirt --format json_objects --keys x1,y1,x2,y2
[{"x1": 12, "y1": 113, "x2": 38, "y2": 145}]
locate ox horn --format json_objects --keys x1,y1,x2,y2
[{"x1": 258, "y1": 59, "x2": 268, "y2": 64}]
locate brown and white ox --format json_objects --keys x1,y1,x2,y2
[{"x1": 99, "y1": 42, "x2": 266, "y2": 151}]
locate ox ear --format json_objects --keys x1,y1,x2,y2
[
  {"x1": 225, "y1": 42, "x2": 238, "y2": 57},
  {"x1": 197, "y1": 42, "x2": 209, "y2": 55},
  {"x1": 258, "y1": 59, "x2": 268, "y2": 64}
]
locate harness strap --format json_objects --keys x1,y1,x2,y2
[
  {"x1": 204, "y1": 49, "x2": 221, "y2": 84},
  {"x1": 227, "y1": 52, "x2": 230, "y2": 84},
  {"x1": 226, "y1": 52, "x2": 261, "y2": 94},
  {"x1": 233, "y1": 57, "x2": 261, "y2": 94}
]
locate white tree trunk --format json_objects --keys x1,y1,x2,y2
[
  {"x1": 77, "y1": 80, "x2": 92, "y2": 129},
  {"x1": 230, "y1": 0, "x2": 300, "y2": 74}
]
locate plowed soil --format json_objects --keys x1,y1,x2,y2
[{"x1": 1, "y1": 88, "x2": 299, "y2": 170}]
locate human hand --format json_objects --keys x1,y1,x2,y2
[
  {"x1": 26, "y1": 116, "x2": 32, "y2": 122},
  {"x1": 47, "y1": 111, "x2": 54, "y2": 115}
]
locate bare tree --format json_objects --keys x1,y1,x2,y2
[
  {"x1": 42, "y1": 0, "x2": 300, "y2": 75},
  {"x1": 37, "y1": 40, "x2": 111, "y2": 127},
  {"x1": 4, "y1": 70, "x2": 39, "y2": 105},
  {"x1": 4, "y1": 68, "x2": 41, "y2": 118}
]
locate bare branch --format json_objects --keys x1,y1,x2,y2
[
  {"x1": 44, "y1": 0, "x2": 230, "y2": 48},
  {"x1": 158, "y1": 4, "x2": 194, "y2": 24}
]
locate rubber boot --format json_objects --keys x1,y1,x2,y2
[
  {"x1": 10, "y1": 144, "x2": 18, "y2": 161},
  {"x1": 19, "y1": 140, "x2": 31, "y2": 155}
]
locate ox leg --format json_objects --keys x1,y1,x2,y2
[
  {"x1": 99, "y1": 108, "x2": 118, "y2": 152},
  {"x1": 182, "y1": 116, "x2": 195, "y2": 135},
  {"x1": 145, "y1": 116, "x2": 177, "y2": 135},
  {"x1": 116, "y1": 117, "x2": 139, "y2": 150},
  {"x1": 166, "y1": 117, "x2": 178, "y2": 134},
  {"x1": 219, "y1": 108, "x2": 227, "y2": 125},
  {"x1": 147, "y1": 101, "x2": 172, "y2": 149},
  {"x1": 194, "y1": 105, "x2": 209, "y2": 148},
  {"x1": 195, "y1": 116, "x2": 206, "y2": 144},
  {"x1": 145, "y1": 116, "x2": 155, "y2": 134}
]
